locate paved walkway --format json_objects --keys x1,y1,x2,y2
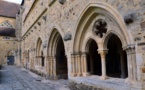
[{"x1": 0, "y1": 65, "x2": 70, "y2": 90}]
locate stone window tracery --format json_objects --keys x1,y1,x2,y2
[{"x1": 93, "y1": 19, "x2": 107, "y2": 38}]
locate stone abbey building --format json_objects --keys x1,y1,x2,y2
[
  {"x1": 5, "y1": 0, "x2": 145, "y2": 90},
  {"x1": 0, "y1": 1, "x2": 19, "y2": 65}
]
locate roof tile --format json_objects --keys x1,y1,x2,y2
[{"x1": 0, "y1": 1, "x2": 20, "y2": 18}]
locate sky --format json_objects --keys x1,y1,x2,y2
[{"x1": 3, "y1": 0, "x2": 22, "y2": 4}]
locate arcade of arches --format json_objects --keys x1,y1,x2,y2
[
  {"x1": 33, "y1": 13, "x2": 137, "y2": 82},
  {"x1": 18, "y1": 1, "x2": 145, "y2": 89},
  {"x1": 36, "y1": 29, "x2": 68, "y2": 79},
  {"x1": 70, "y1": 34, "x2": 128, "y2": 79},
  {"x1": 35, "y1": 28, "x2": 130, "y2": 80},
  {"x1": 68, "y1": 4, "x2": 138, "y2": 83}
]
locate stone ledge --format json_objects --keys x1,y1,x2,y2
[{"x1": 69, "y1": 81, "x2": 103, "y2": 90}]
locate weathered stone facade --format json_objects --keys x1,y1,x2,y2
[
  {"x1": 0, "y1": 1, "x2": 20, "y2": 65},
  {"x1": 16, "y1": 0, "x2": 145, "y2": 90},
  {"x1": 0, "y1": 36, "x2": 17, "y2": 65},
  {"x1": 0, "y1": 16, "x2": 18, "y2": 65}
]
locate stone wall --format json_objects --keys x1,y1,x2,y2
[
  {"x1": 0, "y1": 36, "x2": 17, "y2": 65},
  {"x1": 0, "y1": 16, "x2": 17, "y2": 65},
  {"x1": 18, "y1": 0, "x2": 145, "y2": 90}
]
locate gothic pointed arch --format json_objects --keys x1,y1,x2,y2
[
  {"x1": 70, "y1": 2, "x2": 135, "y2": 79},
  {"x1": 103, "y1": 32, "x2": 128, "y2": 78},
  {"x1": 47, "y1": 28, "x2": 63, "y2": 56},
  {"x1": 47, "y1": 28, "x2": 68, "y2": 79},
  {"x1": 72, "y1": 2, "x2": 133, "y2": 52},
  {"x1": 35, "y1": 37, "x2": 45, "y2": 67},
  {"x1": 85, "y1": 38, "x2": 101, "y2": 76},
  {"x1": 7, "y1": 50, "x2": 16, "y2": 65},
  {"x1": 7, "y1": 49, "x2": 15, "y2": 56},
  {"x1": 36, "y1": 37, "x2": 42, "y2": 56},
  {"x1": 102, "y1": 30, "x2": 124, "y2": 50}
]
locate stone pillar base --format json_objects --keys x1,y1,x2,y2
[
  {"x1": 125, "y1": 78, "x2": 132, "y2": 84},
  {"x1": 83, "y1": 72, "x2": 90, "y2": 77},
  {"x1": 100, "y1": 76, "x2": 109, "y2": 80},
  {"x1": 121, "y1": 74, "x2": 126, "y2": 79},
  {"x1": 53, "y1": 75, "x2": 58, "y2": 80},
  {"x1": 77, "y1": 73, "x2": 82, "y2": 76},
  {"x1": 71, "y1": 73, "x2": 77, "y2": 77}
]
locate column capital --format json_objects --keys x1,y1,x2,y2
[
  {"x1": 71, "y1": 51, "x2": 82, "y2": 55},
  {"x1": 123, "y1": 44, "x2": 135, "y2": 50},
  {"x1": 98, "y1": 50, "x2": 108, "y2": 58},
  {"x1": 52, "y1": 56, "x2": 56, "y2": 61},
  {"x1": 81, "y1": 52, "x2": 88, "y2": 54},
  {"x1": 46, "y1": 56, "x2": 52, "y2": 61},
  {"x1": 45, "y1": 56, "x2": 49, "y2": 59},
  {"x1": 125, "y1": 45, "x2": 136, "y2": 54},
  {"x1": 81, "y1": 52, "x2": 88, "y2": 57},
  {"x1": 36, "y1": 56, "x2": 41, "y2": 58},
  {"x1": 45, "y1": 56, "x2": 49, "y2": 61},
  {"x1": 71, "y1": 54, "x2": 75, "y2": 58},
  {"x1": 46, "y1": 55, "x2": 56, "y2": 58}
]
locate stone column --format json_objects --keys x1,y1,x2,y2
[
  {"x1": 32, "y1": 58, "x2": 34, "y2": 70},
  {"x1": 74, "y1": 54, "x2": 77, "y2": 76},
  {"x1": 35, "y1": 56, "x2": 37, "y2": 66},
  {"x1": 77, "y1": 54, "x2": 82, "y2": 76},
  {"x1": 38, "y1": 56, "x2": 40, "y2": 67},
  {"x1": 39, "y1": 56, "x2": 41, "y2": 67},
  {"x1": 50, "y1": 56, "x2": 53, "y2": 76},
  {"x1": 82, "y1": 52, "x2": 89, "y2": 77},
  {"x1": 51, "y1": 57, "x2": 54, "y2": 76},
  {"x1": 131, "y1": 47, "x2": 137, "y2": 81},
  {"x1": 36, "y1": 56, "x2": 40, "y2": 66},
  {"x1": 71, "y1": 54, "x2": 76, "y2": 76},
  {"x1": 120, "y1": 51, "x2": 126, "y2": 78},
  {"x1": 48, "y1": 57, "x2": 51, "y2": 76},
  {"x1": 52, "y1": 56, "x2": 57, "y2": 79},
  {"x1": 37, "y1": 57, "x2": 38, "y2": 66},
  {"x1": 45, "y1": 56, "x2": 49, "y2": 75},
  {"x1": 74, "y1": 55, "x2": 78, "y2": 75},
  {"x1": 47, "y1": 56, "x2": 51, "y2": 76},
  {"x1": 40, "y1": 56, "x2": 42, "y2": 67},
  {"x1": 126, "y1": 49, "x2": 132, "y2": 82},
  {"x1": 98, "y1": 50, "x2": 108, "y2": 80}
]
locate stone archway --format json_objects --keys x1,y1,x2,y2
[
  {"x1": 71, "y1": 3, "x2": 135, "y2": 81},
  {"x1": 72, "y1": 3, "x2": 133, "y2": 53},
  {"x1": 86, "y1": 39, "x2": 101, "y2": 76},
  {"x1": 36, "y1": 37, "x2": 43, "y2": 67},
  {"x1": 41, "y1": 51, "x2": 45, "y2": 67},
  {"x1": 47, "y1": 28, "x2": 68, "y2": 79},
  {"x1": 7, "y1": 50, "x2": 15, "y2": 65},
  {"x1": 106, "y1": 34, "x2": 128, "y2": 78},
  {"x1": 56, "y1": 36, "x2": 68, "y2": 79}
]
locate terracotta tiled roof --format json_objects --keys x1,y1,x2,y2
[
  {"x1": 0, "y1": 28, "x2": 15, "y2": 37},
  {"x1": 0, "y1": 1, "x2": 20, "y2": 18}
]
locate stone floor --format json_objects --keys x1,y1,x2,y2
[
  {"x1": 0, "y1": 65, "x2": 70, "y2": 90},
  {"x1": 70, "y1": 76, "x2": 131, "y2": 90}
]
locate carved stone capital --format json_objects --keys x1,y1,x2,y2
[
  {"x1": 81, "y1": 52, "x2": 88, "y2": 55},
  {"x1": 98, "y1": 50, "x2": 108, "y2": 58},
  {"x1": 125, "y1": 44, "x2": 136, "y2": 54},
  {"x1": 36, "y1": 56, "x2": 42, "y2": 58}
]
